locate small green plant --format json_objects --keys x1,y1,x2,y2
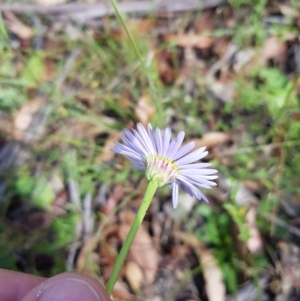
[
  {"x1": 0, "y1": 85, "x2": 27, "y2": 112},
  {"x1": 16, "y1": 177, "x2": 55, "y2": 208},
  {"x1": 195, "y1": 204, "x2": 238, "y2": 293}
]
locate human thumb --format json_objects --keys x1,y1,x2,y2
[{"x1": 21, "y1": 272, "x2": 112, "y2": 301}]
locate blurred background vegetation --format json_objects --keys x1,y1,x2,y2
[{"x1": 1, "y1": 0, "x2": 300, "y2": 300}]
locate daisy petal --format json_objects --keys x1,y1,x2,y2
[
  {"x1": 178, "y1": 175, "x2": 216, "y2": 188},
  {"x1": 161, "y1": 127, "x2": 171, "y2": 156},
  {"x1": 178, "y1": 177, "x2": 209, "y2": 202},
  {"x1": 132, "y1": 164, "x2": 146, "y2": 170},
  {"x1": 175, "y1": 147, "x2": 207, "y2": 165},
  {"x1": 137, "y1": 123, "x2": 155, "y2": 154},
  {"x1": 124, "y1": 129, "x2": 148, "y2": 155},
  {"x1": 179, "y1": 163, "x2": 212, "y2": 169},
  {"x1": 147, "y1": 124, "x2": 157, "y2": 152},
  {"x1": 166, "y1": 131, "x2": 185, "y2": 158},
  {"x1": 132, "y1": 129, "x2": 153, "y2": 155},
  {"x1": 180, "y1": 169, "x2": 218, "y2": 176},
  {"x1": 155, "y1": 128, "x2": 163, "y2": 155},
  {"x1": 180, "y1": 181, "x2": 195, "y2": 197},
  {"x1": 171, "y1": 141, "x2": 195, "y2": 161},
  {"x1": 172, "y1": 182, "x2": 179, "y2": 208}
]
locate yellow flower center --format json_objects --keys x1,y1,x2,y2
[{"x1": 145, "y1": 154, "x2": 179, "y2": 186}]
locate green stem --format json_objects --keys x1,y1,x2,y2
[
  {"x1": 107, "y1": 0, "x2": 163, "y2": 124},
  {"x1": 0, "y1": 13, "x2": 9, "y2": 43},
  {"x1": 106, "y1": 180, "x2": 158, "y2": 295},
  {"x1": 108, "y1": 0, "x2": 146, "y2": 73}
]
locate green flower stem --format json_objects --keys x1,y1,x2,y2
[{"x1": 106, "y1": 180, "x2": 158, "y2": 295}]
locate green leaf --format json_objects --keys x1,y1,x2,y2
[
  {"x1": 16, "y1": 177, "x2": 54, "y2": 208},
  {"x1": 196, "y1": 203, "x2": 213, "y2": 217},
  {"x1": 21, "y1": 53, "x2": 44, "y2": 87},
  {"x1": 0, "y1": 85, "x2": 27, "y2": 112}
]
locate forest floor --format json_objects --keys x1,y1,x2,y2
[{"x1": 1, "y1": 0, "x2": 300, "y2": 300}]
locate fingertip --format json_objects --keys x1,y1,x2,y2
[
  {"x1": 0, "y1": 269, "x2": 45, "y2": 301},
  {"x1": 21, "y1": 272, "x2": 111, "y2": 301}
]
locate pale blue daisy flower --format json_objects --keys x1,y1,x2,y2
[{"x1": 112, "y1": 123, "x2": 218, "y2": 208}]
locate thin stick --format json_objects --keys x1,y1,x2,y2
[{"x1": 0, "y1": 1, "x2": 225, "y2": 15}]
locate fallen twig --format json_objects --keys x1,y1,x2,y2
[
  {"x1": 0, "y1": 0, "x2": 225, "y2": 23},
  {"x1": 82, "y1": 193, "x2": 94, "y2": 243},
  {"x1": 261, "y1": 213, "x2": 300, "y2": 238}
]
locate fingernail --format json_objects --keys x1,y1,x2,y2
[{"x1": 37, "y1": 277, "x2": 101, "y2": 301}]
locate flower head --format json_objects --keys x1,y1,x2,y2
[{"x1": 112, "y1": 123, "x2": 218, "y2": 208}]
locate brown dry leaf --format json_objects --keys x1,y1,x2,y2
[
  {"x1": 0, "y1": 112, "x2": 13, "y2": 137},
  {"x1": 101, "y1": 184, "x2": 125, "y2": 217},
  {"x1": 64, "y1": 115, "x2": 115, "y2": 139},
  {"x1": 41, "y1": 58, "x2": 57, "y2": 82},
  {"x1": 4, "y1": 12, "x2": 33, "y2": 39},
  {"x1": 13, "y1": 98, "x2": 43, "y2": 141},
  {"x1": 125, "y1": 261, "x2": 144, "y2": 291},
  {"x1": 101, "y1": 224, "x2": 119, "y2": 240},
  {"x1": 259, "y1": 36, "x2": 286, "y2": 66},
  {"x1": 118, "y1": 96, "x2": 132, "y2": 109},
  {"x1": 108, "y1": 19, "x2": 154, "y2": 43},
  {"x1": 112, "y1": 281, "x2": 134, "y2": 300},
  {"x1": 278, "y1": 4, "x2": 299, "y2": 18},
  {"x1": 98, "y1": 219, "x2": 119, "y2": 283},
  {"x1": 195, "y1": 10, "x2": 215, "y2": 34},
  {"x1": 192, "y1": 132, "x2": 231, "y2": 149},
  {"x1": 156, "y1": 50, "x2": 177, "y2": 84},
  {"x1": 174, "y1": 231, "x2": 225, "y2": 301},
  {"x1": 209, "y1": 79, "x2": 236, "y2": 103},
  {"x1": 75, "y1": 90, "x2": 97, "y2": 108},
  {"x1": 119, "y1": 217, "x2": 158, "y2": 284},
  {"x1": 135, "y1": 95, "x2": 156, "y2": 126},
  {"x1": 52, "y1": 190, "x2": 68, "y2": 217},
  {"x1": 243, "y1": 180, "x2": 261, "y2": 192},
  {"x1": 24, "y1": 211, "x2": 52, "y2": 229},
  {"x1": 205, "y1": 45, "x2": 239, "y2": 102},
  {"x1": 51, "y1": 174, "x2": 68, "y2": 216},
  {"x1": 49, "y1": 174, "x2": 64, "y2": 194},
  {"x1": 100, "y1": 131, "x2": 122, "y2": 162},
  {"x1": 155, "y1": 45, "x2": 185, "y2": 85},
  {"x1": 246, "y1": 206, "x2": 262, "y2": 254},
  {"x1": 65, "y1": 122, "x2": 100, "y2": 139},
  {"x1": 128, "y1": 19, "x2": 155, "y2": 34},
  {"x1": 212, "y1": 37, "x2": 231, "y2": 58},
  {"x1": 167, "y1": 33, "x2": 213, "y2": 49},
  {"x1": 118, "y1": 209, "x2": 137, "y2": 224},
  {"x1": 224, "y1": 8, "x2": 235, "y2": 28},
  {"x1": 99, "y1": 240, "x2": 118, "y2": 280}
]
